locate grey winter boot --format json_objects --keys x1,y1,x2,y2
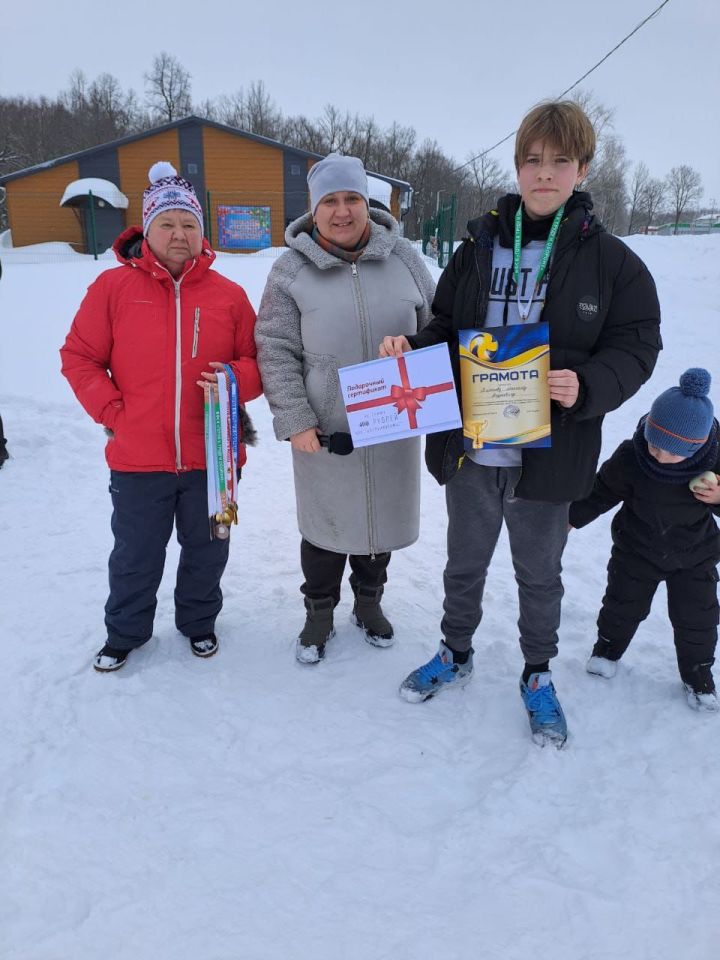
[
  {"x1": 297, "y1": 597, "x2": 335, "y2": 664},
  {"x1": 352, "y1": 585, "x2": 394, "y2": 647}
]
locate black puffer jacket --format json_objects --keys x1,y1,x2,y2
[
  {"x1": 409, "y1": 192, "x2": 662, "y2": 501},
  {"x1": 569, "y1": 436, "x2": 720, "y2": 571}
]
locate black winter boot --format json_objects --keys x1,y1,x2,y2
[
  {"x1": 352, "y1": 585, "x2": 394, "y2": 647},
  {"x1": 94, "y1": 643, "x2": 131, "y2": 673},
  {"x1": 0, "y1": 414, "x2": 8, "y2": 467},
  {"x1": 189, "y1": 632, "x2": 219, "y2": 658},
  {"x1": 586, "y1": 635, "x2": 628, "y2": 679},
  {"x1": 297, "y1": 597, "x2": 335, "y2": 664},
  {"x1": 681, "y1": 661, "x2": 719, "y2": 712}
]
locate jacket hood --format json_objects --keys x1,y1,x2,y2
[
  {"x1": 284, "y1": 208, "x2": 400, "y2": 270},
  {"x1": 466, "y1": 191, "x2": 600, "y2": 248},
  {"x1": 112, "y1": 225, "x2": 216, "y2": 281}
]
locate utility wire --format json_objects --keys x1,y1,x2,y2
[{"x1": 452, "y1": 0, "x2": 672, "y2": 175}]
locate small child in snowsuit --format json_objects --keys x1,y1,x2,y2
[{"x1": 569, "y1": 368, "x2": 720, "y2": 711}]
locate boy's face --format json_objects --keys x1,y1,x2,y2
[
  {"x1": 647, "y1": 442, "x2": 688, "y2": 465},
  {"x1": 517, "y1": 139, "x2": 588, "y2": 220}
]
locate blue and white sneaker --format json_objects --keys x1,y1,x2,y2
[
  {"x1": 399, "y1": 641, "x2": 474, "y2": 703},
  {"x1": 519, "y1": 672, "x2": 568, "y2": 747}
]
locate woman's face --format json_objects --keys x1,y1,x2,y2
[
  {"x1": 314, "y1": 191, "x2": 368, "y2": 248},
  {"x1": 146, "y1": 209, "x2": 203, "y2": 276},
  {"x1": 517, "y1": 139, "x2": 588, "y2": 220}
]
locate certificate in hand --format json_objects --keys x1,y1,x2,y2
[
  {"x1": 338, "y1": 344, "x2": 461, "y2": 448},
  {"x1": 459, "y1": 322, "x2": 551, "y2": 450}
]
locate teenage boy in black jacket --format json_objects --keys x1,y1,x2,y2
[
  {"x1": 380, "y1": 100, "x2": 661, "y2": 746},
  {"x1": 570, "y1": 369, "x2": 720, "y2": 712}
]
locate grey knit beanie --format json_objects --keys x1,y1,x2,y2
[
  {"x1": 307, "y1": 153, "x2": 369, "y2": 214},
  {"x1": 644, "y1": 368, "x2": 714, "y2": 457}
]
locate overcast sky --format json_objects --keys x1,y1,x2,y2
[{"x1": 4, "y1": 0, "x2": 719, "y2": 206}]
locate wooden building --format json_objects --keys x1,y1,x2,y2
[{"x1": 0, "y1": 117, "x2": 412, "y2": 254}]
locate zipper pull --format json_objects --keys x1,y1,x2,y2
[
  {"x1": 351, "y1": 262, "x2": 358, "y2": 277},
  {"x1": 192, "y1": 307, "x2": 200, "y2": 358}
]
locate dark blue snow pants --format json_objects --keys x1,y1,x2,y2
[{"x1": 105, "y1": 470, "x2": 230, "y2": 649}]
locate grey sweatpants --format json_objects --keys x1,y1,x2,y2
[{"x1": 440, "y1": 459, "x2": 569, "y2": 663}]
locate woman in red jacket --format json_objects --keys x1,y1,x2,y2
[{"x1": 61, "y1": 162, "x2": 262, "y2": 672}]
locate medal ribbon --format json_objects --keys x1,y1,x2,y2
[
  {"x1": 223, "y1": 364, "x2": 240, "y2": 503},
  {"x1": 512, "y1": 203, "x2": 564, "y2": 321},
  {"x1": 212, "y1": 379, "x2": 228, "y2": 514},
  {"x1": 205, "y1": 372, "x2": 240, "y2": 536}
]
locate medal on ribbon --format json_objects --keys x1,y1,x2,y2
[{"x1": 204, "y1": 369, "x2": 239, "y2": 540}]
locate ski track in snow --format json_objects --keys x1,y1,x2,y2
[{"x1": 1, "y1": 238, "x2": 720, "y2": 960}]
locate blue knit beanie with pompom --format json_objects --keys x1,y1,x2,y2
[{"x1": 644, "y1": 368, "x2": 714, "y2": 457}]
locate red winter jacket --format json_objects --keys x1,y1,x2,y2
[{"x1": 60, "y1": 227, "x2": 262, "y2": 473}]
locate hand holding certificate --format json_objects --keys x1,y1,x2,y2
[
  {"x1": 459, "y1": 322, "x2": 551, "y2": 450},
  {"x1": 338, "y1": 344, "x2": 461, "y2": 448}
]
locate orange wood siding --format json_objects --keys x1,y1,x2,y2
[
  {"x1": 6, "y1": 162, "x2": 83, "y2": 249},
  {"x1": 118, "y1": 130, "x2": 180, "y2": 228},
  {"x1": 390, "y1": 187, "x2": 400, "y2": 221},
  {"x1": 202, "y1": 128, "x2": 285, "y2": 249}
]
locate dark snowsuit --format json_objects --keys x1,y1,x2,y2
[{"x1": 569, "y1": 424, "x2": 720, "y2": 684}]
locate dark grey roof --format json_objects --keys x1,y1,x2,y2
[{"x1": 0, "y1": 116, "x2": 411, "y2": 191}]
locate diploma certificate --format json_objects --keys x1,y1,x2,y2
[
  {"x1": 338, "y1": 344, "x2": 461, "y2": 448},
  {"x1": 458, "y1": 322, "x2": 551, "y2": 450}
]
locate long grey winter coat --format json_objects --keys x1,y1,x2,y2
[{"x1": 255, "y1": 209, "x2": 436, "y2": 555}]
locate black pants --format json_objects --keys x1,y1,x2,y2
[
  {"x1": 300, "y1": 538, "x2": 391, "y2": 604},
  {"x1": 105, "y1": 470, "x2": 230, "y2": 649},
  {"x1": 598, "y1": 548, "x2": 719, "y2": 681}
]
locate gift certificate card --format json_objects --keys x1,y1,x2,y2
[{"x1": 338, "y1": 343, "x2": 461, "y2": 448}]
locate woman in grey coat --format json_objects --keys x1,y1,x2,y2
[{"x1": 255, "y1": 153, "x2": 435, "y2": 663}]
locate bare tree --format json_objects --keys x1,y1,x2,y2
[
  {"x1": 243, "y1": 81, "x2": 282, "y2": 138},
  {"x1": 213, "y1": 90, "x2": 246, "y2": 128},
  {"x1": 571, "y1": 90, "x2": 615, "y2": 147},
  {"x1": 194, "y1": 97, "x2": 219, "y2": 122},
  {"x1": 144, "y1": 52, "x2": 191, "y2": 123},
  {"x1": 638, "y1": 177, "x2": 666, "y2": 232},
  {"x1": 466, "y1": 152, "x2": 511, "y2": 218},
  {"x1": 585, "y1": 134, "x2": 627, "y2": 233},
  {"x1": 665, "y1": 164, "x2": 703, "y2": 234},
  {"x1": 369, "y1": 122, "x2": 416, "y2": 181},
  {"x1": 626, "y1": 162, "x2": 649, "y2": 235}
]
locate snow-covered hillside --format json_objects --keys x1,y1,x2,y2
[{"x1": 1, "y1": 235, "x2": 719, "y2": 960}]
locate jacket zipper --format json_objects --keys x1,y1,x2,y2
[
  {"x1": 173, "y1": 280, "x2": 183, "y2": 469},
  {"x1": 351, "y1": 261, "x2": 376, "y2": 558},
  {"x1": 153, "y1": 257, "x2": 197, "y2": 472},
  {"x1": 192, "y1": 307, "x2": 200, "y2": 358}
]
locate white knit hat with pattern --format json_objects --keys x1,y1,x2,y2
[{"x1": 142, "y1": 161, "x2": 204, "y2": 234}]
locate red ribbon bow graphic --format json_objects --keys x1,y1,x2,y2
[{"x1": 346, "y1": 355, "x2": 453, "y2": 430}]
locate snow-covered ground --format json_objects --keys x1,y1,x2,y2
[{"x1": 1, "y1": 235, "x2": 719, "y2": 960}]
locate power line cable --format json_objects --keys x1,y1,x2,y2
[{"x1": 452, "y1": 0, "x2": 672, "y2": 175}]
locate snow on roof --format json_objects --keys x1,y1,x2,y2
[
  {"x1": 59, "y1": 178, "x2": 128, "y2": 209},
  {"x1": 367, "y1": 174, "x2": 392, "y2": 206}
]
